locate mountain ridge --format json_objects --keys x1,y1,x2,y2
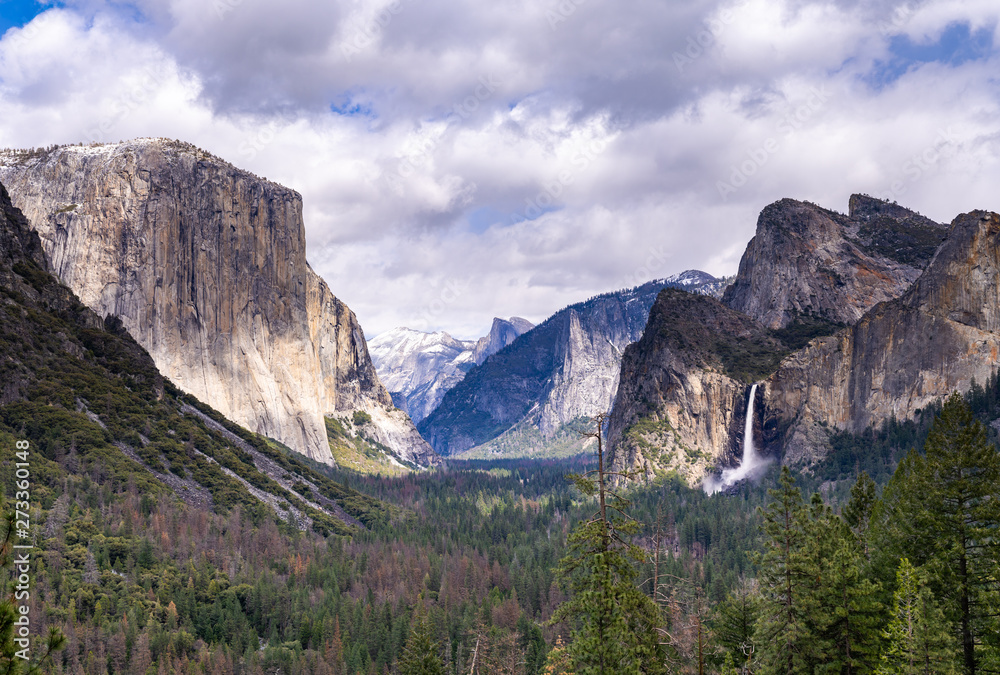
[{"x1": 419, "y1": 272, "x2": 728, "y2": 458}]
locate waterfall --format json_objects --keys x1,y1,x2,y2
[
  {"x1": 704, "y1": 383, "x2": 770, "y2": 495},
  {"x1": 741, "y1": 383, "x2": 759, "y2": 468}
]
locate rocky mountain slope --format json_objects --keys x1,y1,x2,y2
[
  {"x1": 369, "y1": 317, "x2": 533, "y2": 423},
  {"x1": 473, "y1": 316, "x2": 535, "y2": 365},
  {"x1": 767, "y1": 209, "x2": 1000, "y2": 466},
  {"x1": 0, "y1": 139, "x2": 434, "y2": 467},
  {"x1": 607, "y1": 195, "x2": 1000, "y2": 488},
  {"x1": 418, "y1": 272, "x2": 726, "y2": 457},
  {"x1": 0, "y1": 177, "x2": 386, "y2": 534},
  {"x1": 604, "y1": 289, "x2": 787, "y2": 483},
  {"x1": 722, "y1": 195, "x2": 947, "y2": 328}
]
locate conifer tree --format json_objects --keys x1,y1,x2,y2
[
  {"x1": 842, "y1": 471, "x2": 877, "y2": 562},
  {"x1": 398, "y1": 600, "x2": 445, "y2": 675},
  {"x1": 753, "y1": 466, "x2": 811, "y2": 674},
  {"x1": 873, "y1": 394, "x2": 1000, "y2": 674},
  {"x1": 548, "y1": 414, "x2": 665, "y2": 675},
  {"x1": 711, "y1": 577, "x2": 760, "y2": 673},
  {"x1": 876, "y1": 558, "x2": 957, "y2": 675},
  {"x1": 804, "y1": 509, "x2": 883, "y2": 674}
]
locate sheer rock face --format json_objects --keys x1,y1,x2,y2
[
  {"x1": 0, "y1": 140, "x2": 435, "y2": 466},
  {"x1": 419, "y1": 273, "x2": 726, "y2": 457},
  {"x1": 605, "y1": 289, "x2": 780, "y2": 484},
  {"x1": 603, "y1": 197, "x2": 984, "y2": 486},
  {"x1": 766, "y1": 211, "x2": 1000, "y2": 466},
  {"x1": 722, "y1": 197, "x2": 947, "y2": 329},
  {"x1": 419, "y1": 280, "x2": 672, "y2": 456},
  {"x1": 473, "y1": 317, "x2": 534, "y2": 365}
]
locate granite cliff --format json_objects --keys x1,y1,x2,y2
[
  {"x1": 607, "y1": 196, "x2": 1000, "y2": 488},
  {"x1": 604, "y1": 289, "x2": 786, "y2": 483},
  {"x1": 722, "y1": 196, "x2": 947, "y2": 328},
  {"x1": 766, "y1": 209, "x2": 1000, "y2": 466},
  {"x1": 0, "y1": 139, "x2": 435, "y2": 467},
  {"x1": 0, "y1": 177, "x2": 386, "y2": 533}
]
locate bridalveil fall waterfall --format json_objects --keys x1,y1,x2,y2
[{"x1": 704, "y1": 383, "x2": 769, "y2": 494}]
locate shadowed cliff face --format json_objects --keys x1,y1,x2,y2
[
  {"x1": 605, "y1": 288, "x2": 786, "y2": 484},
  {"x1": 767, "y1": 210, "x2": 1000, "y2": 466},
  {"x1": 369, "y1": 317, "x2": 534, "y2": 424},
  {"x1": 0, "y1": 140, "x2": 435, "y2": 466},
  {"x1": 722, "y1": 197, "x2": 947, "y2": 329}
]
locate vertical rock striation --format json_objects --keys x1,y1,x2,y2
[
  {"x1": 0, "y1": 139, "x2": 435, "y2": 466},
  {"x1": 418, "y1": 272, "x2": 728, "y2": 458},
  {"x1": 766, "y1": 210, "x2": 1000, "y2": 466}
]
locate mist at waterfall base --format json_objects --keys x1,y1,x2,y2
[{"x1": 703, "y1": 384, "x2": 773, "y2": 495}]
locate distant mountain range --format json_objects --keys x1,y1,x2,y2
[
  {"x1": 369, "y1": 317, "x2": 534, "y2": 422},
  {"x1": 416, "y1": 271, "x2": 730, "y2": 458}
]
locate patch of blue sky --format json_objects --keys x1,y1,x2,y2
[
  {"x1": 467, "y1": 203, "x2": 562, "y2": 233},
  {"x1": 0, "y1": 0, "x2": 57, "y2": 35},
  {"x1": 866, "y1": 21, "x2": 995, "y2": 90},
  {"x1": 330, "y1": 98, "x2": 376, "y2": 119},
  {"x1": 465, "y1": 206, "x2": 509, "y2": 234}
]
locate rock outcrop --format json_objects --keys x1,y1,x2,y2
[
  {"x1": 722, "y1": 196, "x2": 947, "y2": 329},
  {"x1": 472, "y1": 317, "x2": 534, "y2": 365},
  {"x1": 0, "y1": 139, "x2": 435, "y2": 467},
  {"x1": 605, "y1": 288, "x2": 786, "y2": 483},
  {"x1": 419, "y1": 272, "x2": 726, "y2": 457},
  {"x1": 766, "y1": 210, "x2": 1000, "y2": 466},
  {"x1": 604, "y1": 196, "x2": 988, "y2": 487}
]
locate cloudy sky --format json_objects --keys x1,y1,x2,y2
[{"x1": 0, "y1": 0, "x2": 998, "y2": 339}]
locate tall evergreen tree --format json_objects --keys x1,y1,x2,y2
[
  {"x1": 754, "y1": 466, "x2": 812, "y2": 675},
  {"x1": 877, "y1": 558, "x2": 957, "y2": 675},
  {"x1": 711, "y1": 577, "x2": 760, "y2": 672},
  {"x1": 842, "y1": 471, "x2": 877, "y2": 562},
  {"x1": 804, "y1": 508, "x2": 883, "y2": 674},
  {"x1": 549, "y1": 415, "x2": 665, "y2": 675},
  {"x1": 873, "y1": 394, "x2": 1000, "y2": 674},
  {"x1": 398, "y1": 601, "x2": 445, "y2": 675}
]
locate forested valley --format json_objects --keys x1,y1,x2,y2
[{"x1": 3, "y1": 377, "x2": 1000, "y2": 674}]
